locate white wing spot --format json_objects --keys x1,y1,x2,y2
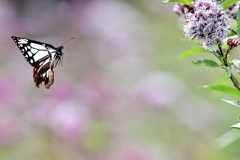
[
  {"x1": 30, "y1": 59, "x2": 33, "y2": 63},
  {"x1": 25, "y1": 54, "x2": 28, "y2": 58},
  {"x1": 27, "y1": 46, "x2": 31, "y2": 49},
  {"x1": 18, "y1": 39, "x2": 28, "y2": 44},
  {"x1": 30, "y1": 43, "x2": 46, "y2": 50},
  {"x1": 33, "y1": 51, "x2": 48, "y2": 61},
  {"x1": 31, "y1": 48, "x2": 38, "y2": 54},
  {"x1": 27, "y1": 51, "x2": 32, "y2": 57}
]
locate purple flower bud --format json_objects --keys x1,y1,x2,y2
[{"x1": 227, "y1": 38, "x2": 240, "y2": 47}]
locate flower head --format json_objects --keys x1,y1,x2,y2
[{"x1": 183, "y1": 0, "x2": 229, "y2": 51}]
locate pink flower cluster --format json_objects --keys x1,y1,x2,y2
[{"x1": 183, "y1": 0, "x2": 229, "y2": 51}]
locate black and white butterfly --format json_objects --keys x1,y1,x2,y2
[{"x1": 12, "y1": 36, "x2": 73, "y2": 89}]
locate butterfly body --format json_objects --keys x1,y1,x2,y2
[{"x1": 12, "y1": 36, "x2": 65, "y2": 89}]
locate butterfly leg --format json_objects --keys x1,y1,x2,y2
[{"x1": 47, "y1": 50, "x2": 53, "y2": 61}]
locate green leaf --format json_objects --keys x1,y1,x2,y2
[
  {"x1": 222, "y1": 99, "x2": 240, "y2": 107},
  {"x1": 231, "y1": 123, "x2": 240, "y2": 130},
  {"x1": 220, "y1": 0, "x2": 239, "y2": 9},
  {"x1": 192, "y1": 59, "x2": 220, "y2": 67},
  {"x1": 238, "y1": 7, "x2": 240, "y2": 38},
  {"x1": 215, "y1": 130, "x2": 240, "y2": 148},
  {"x1": 203, "y1": 85, "x2": 240, "y2": 97},
  {"x1": 162, "y1": 0, "x2": 192, "y2": 5},
  {"x1": 178, "y1": 48, "x2": 207, "y2": 59}
]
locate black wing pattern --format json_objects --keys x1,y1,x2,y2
[
  {"x1": 12, "y1": 36, "x2": 64, "y2": 89},
  {"x1": 11, "y1": 36, "x2": 58, "y2": 66}
]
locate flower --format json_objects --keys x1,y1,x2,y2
[{"x1": 183, "y1": 0, "x2": 229, "y2": 51}]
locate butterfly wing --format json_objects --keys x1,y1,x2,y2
[
  {"x1": 33, "y1": 57, "x2": 55, "y2": 89},
  {"x1": 12, "y1": 36, "x2": 57, "y2": 67},
  {"x1": 12, "y1": 36, "x2": 60, "y2": 89}
]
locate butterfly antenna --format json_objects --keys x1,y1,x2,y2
[
  {"x1": 61, "y1": 35, "x2": 67, "y2": 43},
  {"x1": 61, "y1": 37, "x2": 75, "y2": 45}
]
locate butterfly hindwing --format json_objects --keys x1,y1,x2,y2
[{"x1": 33, "y1": 57, "x2": 54, "y2": 89}]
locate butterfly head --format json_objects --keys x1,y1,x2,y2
[
  {"x1": 54, "y1": 45, "x2": 64, "y2": 66},
  {"x1": 54, "y1": 37, "x2": 74, "y2": 67}
]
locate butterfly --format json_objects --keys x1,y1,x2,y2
[{"x1": 12, "y1": 36, "x2": 73, "y2": 89}]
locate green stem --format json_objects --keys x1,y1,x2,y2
[
  {"x1": 218, "y1": 45, "x2": 240, "y2": 91},
  {"x1": 230, "y1": 75, "x2": 240, "y2": 91}
]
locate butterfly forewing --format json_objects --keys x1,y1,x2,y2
[{"x1": 12, "y1": 36, "x2": 57, "y2": 67}]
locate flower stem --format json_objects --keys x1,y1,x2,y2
[
  {"x1": 230, "y1": 74, "x2": 240, "y2": 91},
  {"x1": 218, "y1": 45, "x2": 240, "y2": 91}
]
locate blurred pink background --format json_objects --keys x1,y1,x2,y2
[{"x1": 0, "y1": 0, "x2": 240, "y2": 159}]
